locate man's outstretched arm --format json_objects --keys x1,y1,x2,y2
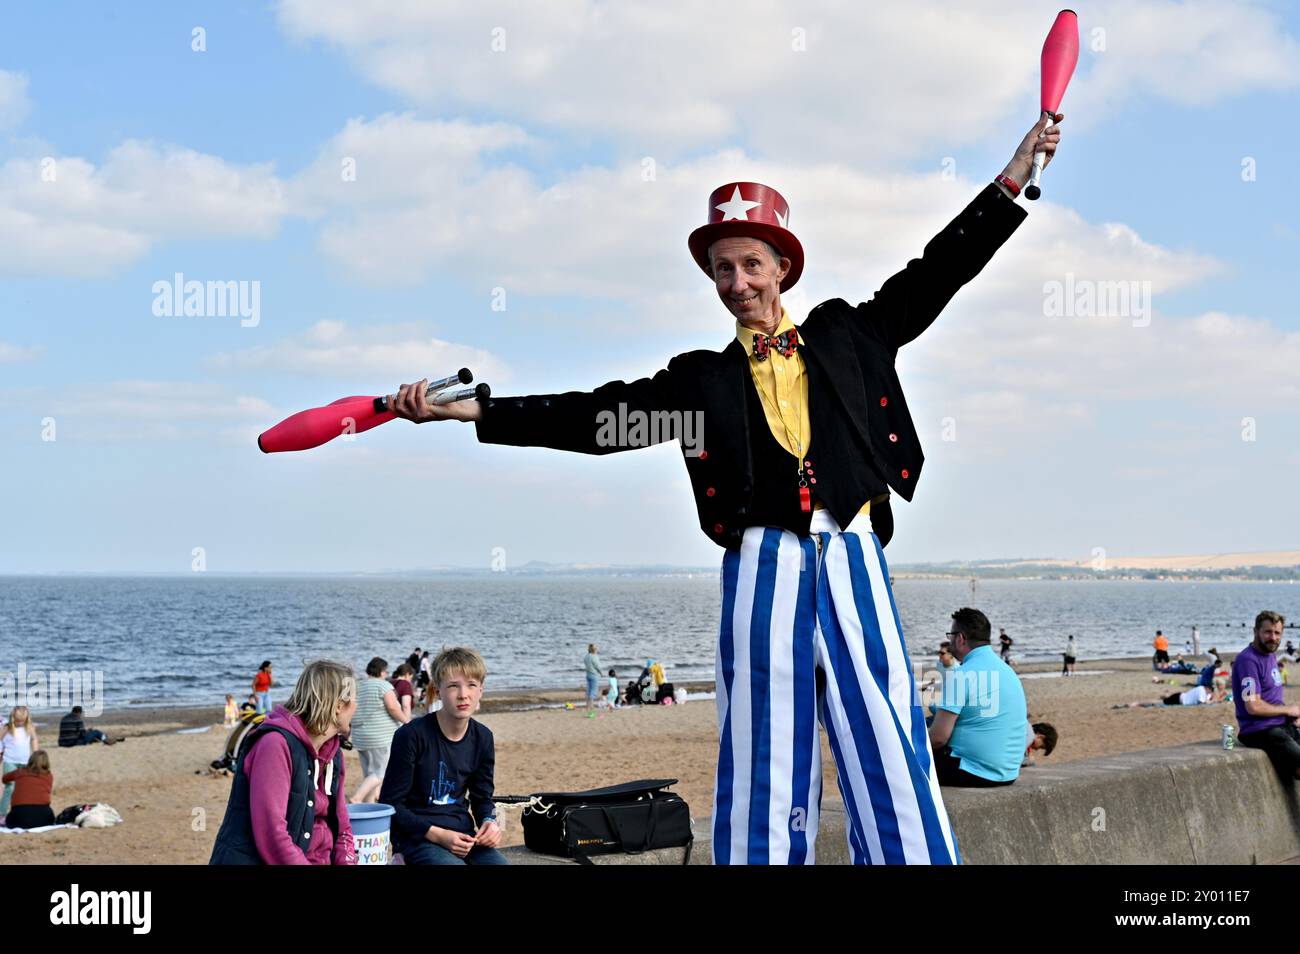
[{"x1": 388, "y1": 367, "x2": 685, "y2": 456}]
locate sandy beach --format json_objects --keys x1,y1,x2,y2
[{"x1": 3, "y1": 658, "x2": 1291, "y2": 864}]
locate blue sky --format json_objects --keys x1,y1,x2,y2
[{"x1": 1, "y1": 0, "x2": 1298, "y2": 573}]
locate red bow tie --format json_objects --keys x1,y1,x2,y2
[{"x1": 753, "y1": 327, "x2": 799, "y2": 362}]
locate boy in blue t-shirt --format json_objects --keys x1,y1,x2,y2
[{"x1": 379, "y1": 647, "x2": 508, "y2": 865}]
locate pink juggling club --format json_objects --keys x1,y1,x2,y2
[
  {"x1": 257, "y1": 368, "x2": 487, "y2": 453},
  {"x1": 1024, "y1": 9, "x2": 1079, "y2": 200}
]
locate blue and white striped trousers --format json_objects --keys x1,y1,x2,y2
[{"x1": 712, "y1": 516, "x2": 958, "y2": 865}]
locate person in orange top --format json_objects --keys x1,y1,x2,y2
[
  {"x1": 253, "y1": 660, "x2": 274, "y2": 715},
  {"x1": 3, "y1": 750, "x2": 55, "y2": 829},
  {"x1": 1153, "y1": 630, "x2": 1170, "y2": 668}
]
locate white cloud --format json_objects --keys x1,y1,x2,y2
[
  {"x1": 0, "y1": 381, "x2": 275, "y2": 443},
  {"x1": 0, "y1": 341, "x2": 42, "y2": 363},
  {"x1": 0, "y1": 70, "x2": 30, "y2": 130},
  {"x1": 1073, "y1": 0, "x2": 1300, "y2": 118},
  {"x1": 0, "y1": 142, "x2": 287, "y2": 278},
  {"x1": 276, "y1": 0, "x2": 1299, "y2": 157},
  {"x1": 207, "y1": 319, "x2": 511, "y2": 384}
]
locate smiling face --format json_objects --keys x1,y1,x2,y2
[
  {"x1": 439, "y1": 668, "x2": 483, "y2": 722},
  {"x1": 708, "y1": 237, "x2": 789, "y2": 327}
]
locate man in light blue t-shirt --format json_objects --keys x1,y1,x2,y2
[{"x1": 928, "y1": 607, "x2": 1028, "y2": 787}]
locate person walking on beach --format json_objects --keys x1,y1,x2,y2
[
  {"x1": 999, "y1": 629, "x2": 1014, "y2": 663},
  {"x1": 253, "y1": 661, "x2": 274, "y2": 715},
  {"x1": 583, "y1": 644, "x2": 603, "y2": 718},
  {"x1": 386, "y1": 114, "x2": 1061, "y2": 864},
  {"x1": 350, "y1": 657, "x2": 409, "y2": 804},
  {"x1": 224, "y1": 694, "x2": 239, "y2": 729},
  {"x1": 1062, "y1": 635, "x2": 1077, "y2": 676},
  {"x1": 1, "y1": 706, "x2": 39, "y2": 817},
  {"x1": 209, "y1": 660, "x2": 357, "y2": 865}
]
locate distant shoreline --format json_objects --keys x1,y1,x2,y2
[{"x1": 19, "y1": 655, "x2": 1255, "y2": 726}]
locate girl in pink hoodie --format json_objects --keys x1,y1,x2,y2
[{"x1": 210, "y1": 660, "x2": 358, "y2": 865}]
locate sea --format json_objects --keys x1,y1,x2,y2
[{"x1": 0, "y1": 575, "x2": 1295, "y2": 711}]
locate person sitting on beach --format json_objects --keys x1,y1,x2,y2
[
  {"x1": 2, "y1": 750, "x2": 56, "y2": 830},
  {"x1": 209, "y1": 660, "x2": 357, "y2": 865},
  {"x1": 350, "y1": 657, "x2": 410, "y2": 804},
  {"x1": 929, "y1": 608, "x2": 1028, "y2": 788},
  {"x1": 1232, "y1": 611, "x2": 1300, "y2": 780},
  {"x1": 379, "y1": 647, "x2": 506, "y2": 866},
  {"x1": 1022, "y1": 722, "x2": 1058, "y2": 767},
  {"x1": 240, "y1": 694, "x2": 258, "y2": 715},
  {"x1": 57, "y1": 706, "x2": 117, "y2": 748}
]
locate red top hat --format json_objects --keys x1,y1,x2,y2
[{"x1": 688, "y1": 182, "x2": 805, "y2": 291}]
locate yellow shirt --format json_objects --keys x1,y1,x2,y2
[{"x1": 736, "y1": 310, "x2": 874, "y2": 518}]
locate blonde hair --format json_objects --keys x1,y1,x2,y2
[
  {"x1": 432, "y1": 647, "x2": 488, "y2": 687},
  {"x1": 6, "y1": 706, "x2": 31, "y2": 731},
  {"x1": 26, "y1": 749, "x2": 51, "y2": 775},
  {"x1": 285, "y1": 660, "x2": 356, "y2": 736}
]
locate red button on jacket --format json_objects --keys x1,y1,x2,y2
[
  {"x1": 880, "y1": 397, "x2": 888, "y2": 407},
  {"x1": 901, "y1": 469, "x2": 910, "y2": 479}
]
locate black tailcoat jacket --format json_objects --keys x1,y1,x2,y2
[{"x1": 475, "y1": 183, "x2": 1027, "y2": 550}]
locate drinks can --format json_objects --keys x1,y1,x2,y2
[{"x1": 1222, "y1": 724, "x2": 1235, "y2": 750}]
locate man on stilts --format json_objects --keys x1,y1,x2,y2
[{"x1": 389, "y1": 116, "x2": 1063, "y2": 864}]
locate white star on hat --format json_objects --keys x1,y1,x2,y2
[
  {"x1": 775, "y1": 207, "x2": 788, "y2": 229},
  {"x1": 714, "y1": 185, "x2": 762, "y2": 221}
]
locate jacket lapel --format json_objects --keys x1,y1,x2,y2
[
  {"x1": 696, "y1": 339, "x2": 753, "y2": 487},
  {"x1": 798, "y1": 319, "x2": 871, "y2": 449}
]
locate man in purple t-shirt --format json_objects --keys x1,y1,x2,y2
[{"x1": 1232, "y1": 610, "x2": 1300, "y2": 778}]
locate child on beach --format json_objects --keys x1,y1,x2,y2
[
  {"x1": 2, "y1": 750, "x2": 55, "y2": 830},
  {"x1": 224, "y1": 695, "x2": 239, "y2": 729},
  {"x1": 209, "y1": 660, "x2": 357, "y2": 865},
  {"x1": 1, "y1": 706, "x2": 39, "y2": 817},
  {"x1": 379, "y1": 647, "x2": 507, "y2": 865}
]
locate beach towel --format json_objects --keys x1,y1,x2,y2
[{"x1": 0, "y1": 823, "x2": 76, "y2": 834}]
